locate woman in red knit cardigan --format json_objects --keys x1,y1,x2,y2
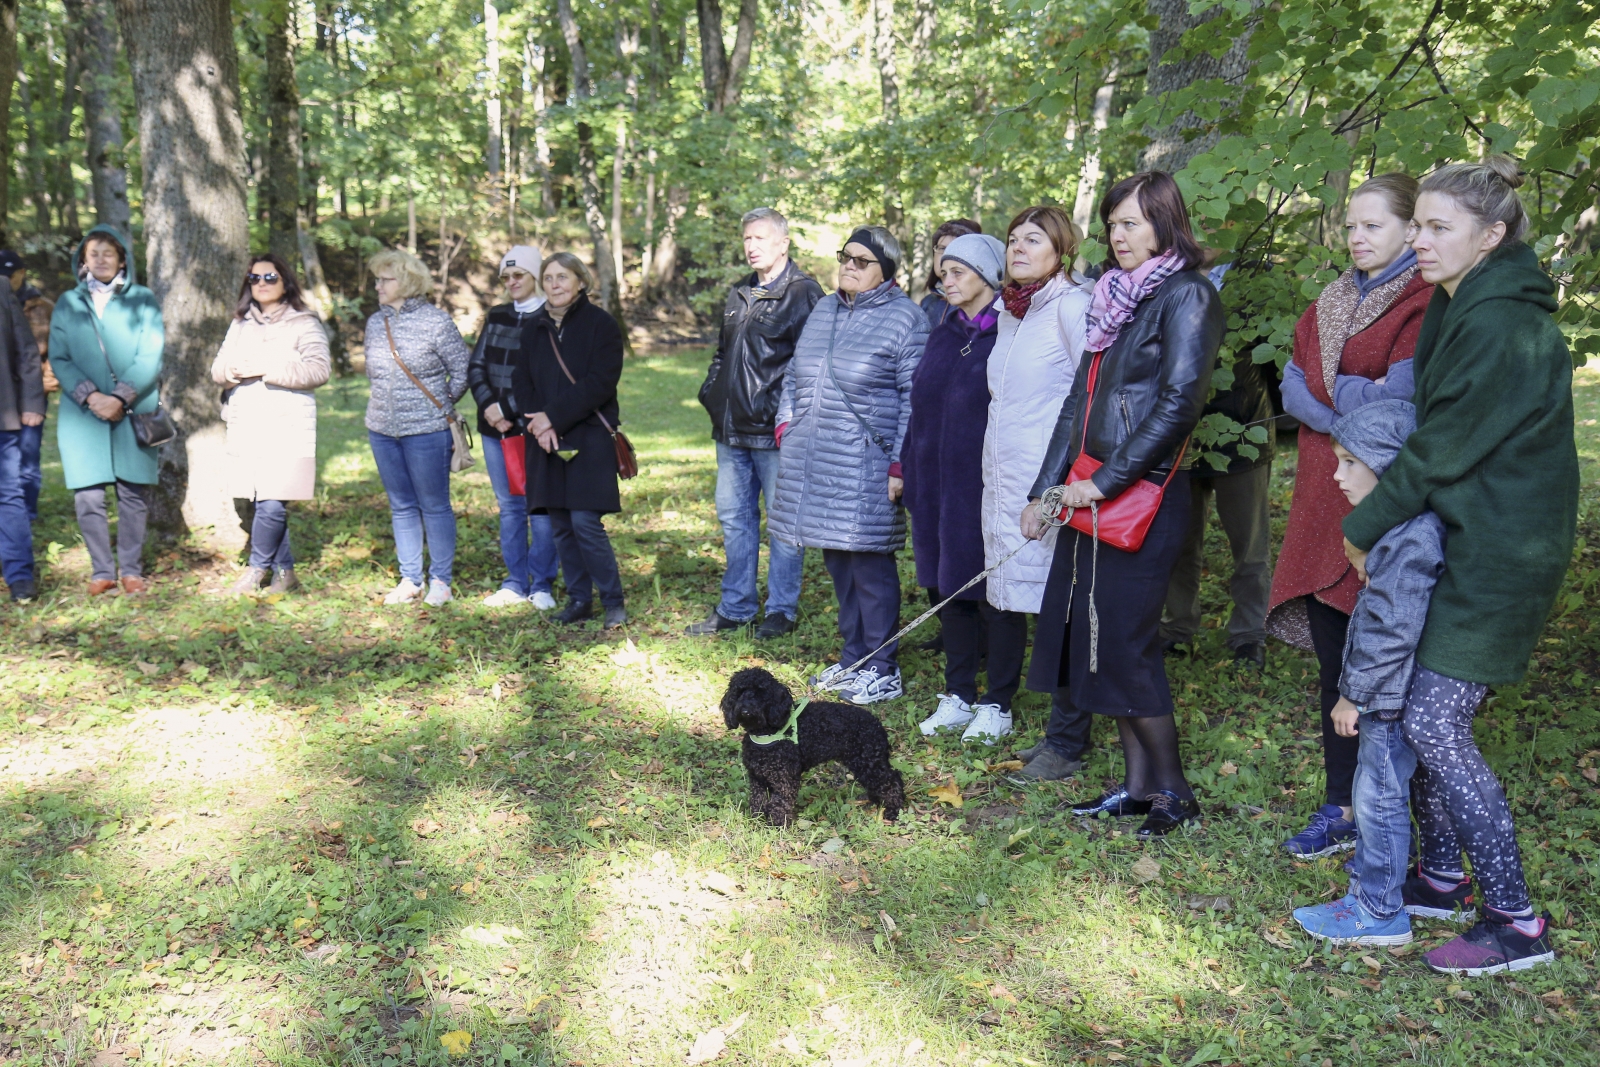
[{"x1": 1268, "y1": 173, "x2": 1434, "y2": 858}]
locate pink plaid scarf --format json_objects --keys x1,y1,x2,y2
[{"x1": 1085, "y1": 251, "x2": 1186, "y2": 353}]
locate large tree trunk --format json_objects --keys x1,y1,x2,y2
[
  {"x1": 263, "y1": 0, "x2": 300, "y2": 262},
  {"x1": 871, "y1": 0, "x2": 905, "y2": 250},
  {"x1": 555, "y1": 0, "x2": 630, "y2": 351},
  {"x1": 113, "y1": 0, "x2": 251, "y2": 550},
  {"x1": 0, "y1": 0, "x2": 15, "y2": 246},
  {"x1": 1072, "y1": 63, "x2": 1118, "y2": 255},
  {"x1": 695, "y1": 0, "x2": 757, "y2": 112},
  {"x1": 14, "y1": 73, "x2": 51, "y2": 233},
  {"x1": 65, "y1": 0, "x2": 131, "y2": 239},
  {"x1": 1140, "y1": 0, "x2": 1259, "y2": 174},
  {"x1": 526, "y1": 35, "x2": 555, "y2": 214},
  {"x1": 485, "y1": 0, "x2": 502, "y2": 188},
  {"x1": 910, "y1": 0, "x2": 935, "y2": 67},
  {"x1": 53, "y1": 33, "x2": 82, "y2": 235}
]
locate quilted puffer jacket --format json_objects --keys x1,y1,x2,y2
[
  {"x1": 768, "y1": 280, "x2": 928, "y2": 553},
  {"x1": 363, "y1": 297, "x2": 471, "y2": 439}
]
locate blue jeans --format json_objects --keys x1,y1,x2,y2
[
  {"x1": 714, "y1": 442, "x2": 803, "y2": 621},
  {"x1": 482, "y1": 435, "x2": 559, "y2": 596},
  {"x1": 1350, "y1": 714, "x2": 1417, "y2": 920},
  {"x1": 369, "y1": 430, "x2": 456, "y2": 585},
  {"x1": 550, "y1": 509, "x2": 624, "y2": 608},
  {"x1": 248, "y1": 499, "x2": 294, "y2": 570},
  {"x1": 19, "y1": 420, "x2": 41, "y2": 522},
  {"x1": 0, "y1": 430, "x2": 33, "y2": 586}
]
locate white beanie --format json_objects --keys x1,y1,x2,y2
[{"x1": 499, "y1": 244, "x2": 541, "y2": 276}]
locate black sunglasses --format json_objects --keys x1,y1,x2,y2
[
  {"x1": 247, "y1": 272, "x2": 281, "y2": 284},
  {"x1": 836, "y1": 250, "x2": 879, "y2": 270}
]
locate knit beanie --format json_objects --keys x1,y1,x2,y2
[
  {"x1": 940, "y1": 234, "x2": 1006, "y2": 289},
  {"x1": 499, "y1": 244, "x2": 541, "y2": 276},
  {"x1": 1330, "y1": 399, "x2": 1416, "y2": 478}
]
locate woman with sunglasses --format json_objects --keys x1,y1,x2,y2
[
  {"x1": 769, "y1": 226, "x2": 929, "y2": 706},
  {"x1": 212, "y1": 253, "x2": 331, "y2": 595}
]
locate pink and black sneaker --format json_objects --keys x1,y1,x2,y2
[
  {"x1": 1402, "y1": 866, "x2": 1476, "y2": 923},
  {"x1": 1424, "y1": 909, "x2": 1556, "y2": 976}
]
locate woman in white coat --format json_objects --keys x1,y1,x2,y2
[
  {"x1": 982, "y1": 206, "x2": 1093, "y2": 770},
  {"x1": 212, "y1": 254, "x2": 331, "y2": 595}
]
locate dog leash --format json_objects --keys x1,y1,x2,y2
[{"x1": 834, "y1": 499, "x2": 1075, "y2": 680}]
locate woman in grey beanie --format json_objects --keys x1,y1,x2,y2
[{"x1": 940, "y1": 233, "x2": 1007, "y2": 290}]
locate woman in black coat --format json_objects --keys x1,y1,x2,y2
[
  {"x1": 1019, "y1": 172, "x2": 1222, "y2": 837},
  {"x1": 514, "y1": 253, "x2": 627, "y2": 628}
]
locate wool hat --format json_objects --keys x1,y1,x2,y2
[
  {"x1": 0, "y1": 250, "x2": 23, "y2": 277},
  {"x1": 1330, "y1": 399, "x2": 1416, "y2": 478},
  {"x1": 499, "y1": 244, "x2": 541, "y2": 276},
  {"x1": 940, "y1": 233, "x2": 1006, "y2": 290}
]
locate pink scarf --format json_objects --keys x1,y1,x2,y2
[{"x1": 1085, "y1": 251, "x2": 1185, "y2": 353}]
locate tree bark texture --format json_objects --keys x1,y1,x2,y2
[
  {"x1": 1140, "y1": 0, "x2": 1259, "y2": 174},
  {"x1": 911, "y1": 0, "x2": 935, "y2": 68},
  {"x1": 263, "y1": 0, "x2": 301, "y2": 263},
  {"x1": 695, "y1": 0, "x2": 756, "y2": 112},
  {"x1": 113, "y1": 0, "x2": 252, "y2": 549},
  {"x1": 1072, "y1": 64, "x2": 1118, "y2": 249},
  {"x1": 526, "y1": 35, "x2": 555, "y2": 213},
  {"x1": 14, "y1": 72, "x2": 52, "y2": 233},
  {"x1": 871, "y1": 0, "x2": 905, "y2": 249},
  {"x1": 485, "y1": 0, "x2": 502, "y2": 183},
  {"x1": 0, "y1": 0, "x2": 16, "y2": 246},
  {"x1": 53, "y1": 30, "x2": 82, "y2": 235}
]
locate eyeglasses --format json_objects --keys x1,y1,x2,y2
[
  {"x1": 836, "y1": 251, "x2": 879, "y2": 271},
  {"x1": 247, "y1": 272, "x2": 281, "y2": 284}
]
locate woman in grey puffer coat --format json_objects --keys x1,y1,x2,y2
[
  {"x1": 770, "y1": 226, "x2": 928, "y2": 706},
  {"x1": 364, "y1": 249, "x2": 471, "y2": 607}
]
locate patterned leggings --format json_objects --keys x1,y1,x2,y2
[{"x1": 1404, "y1": 667, "x2": 1531, "y2": 915}]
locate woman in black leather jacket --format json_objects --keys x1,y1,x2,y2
[{"x1": 1016, "y1": 171, "x2": 1223, "y2": 837}]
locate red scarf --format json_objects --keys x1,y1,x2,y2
[{"x1": 1001, "y1": 278, "x2": 1048, "y2": 320}]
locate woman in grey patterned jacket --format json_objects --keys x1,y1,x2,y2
[
  {"x1": 769, "y1": 226, "x2": 928, "y2": 706},
  {"x1": 364, "y1": 248, "x2": 471, "y2": 606}
]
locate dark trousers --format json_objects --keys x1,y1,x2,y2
[
  {"x1": 1307, "y1": 596, "x2": 1359, "y2": 807},
  {"x1": 822, "y1": 549, "x2": 900, "y2": 673},
  {"x1": 0, "y1": 430, "x2": 33, "y2": 587},
  {"x1": 75, "y1": 480, "x2": 148, "y2": 581},
  {"x1": 1043, "y1": 691, "x2": 1094, "y2": 760},
  {"x1": 1161, "y1": 463, "x2": 1272, "y2": 649},
  {"x1": 248, "y1": 499, "x2": 294, "y2": 570},
  {"x1": 941, "y1": 595, "x2": 1025, "y2": 710},
  {"x1": 549, "y1": 508, "x2": 624, "y2": 609},
  {"x1": 19, "y1": 420, "x2": 42, "y2": 522}
]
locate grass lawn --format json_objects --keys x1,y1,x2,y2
[{"x1": 1, "y1": 351, "x2": 1598, "y2": 1067}]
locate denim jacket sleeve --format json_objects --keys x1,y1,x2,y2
[{"x1": 1339, "y1": 510, "x2": 1447, "y2": 712}]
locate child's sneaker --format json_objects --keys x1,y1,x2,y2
[
  {"x1": 1424, "y1": 911, "x2": 1555, "y2": 976},
  {"x1": 1402, "y1": 866, "x2": 1477, "y2": 923},
  {"x1": 919, "y1": 693, "x2": 974, "y2": 736},
  {"x1": 842, "y1": 667, "x2": 903, "y2": 706},
  {"x1": 1293, "y1": 893, "x2": 1413, "y2": 947},
  {"x1": 1283, "y1": 804, "x2": 1358, "y2": 858}
]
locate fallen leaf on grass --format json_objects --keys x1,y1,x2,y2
[
  {"x1": 135, "y1": 660, "x2": 161, "y2": 676},
  {"x1": 987, "y1": 760, "x2": 1024, "y2": 773},
  {"x1": 703, "y1": 871, "x2": 739, "y2": 895},
  {"x1": 1129, "y1": 855, "x2": 1161, "y2": 884},
  {"x1": 928, "y1": 779, "x2": 963, "y2": 808},
  {"x1": 586, "y1": 816, "x2": 612, "y2": 829},
  {"x1": 411, "y1": 818, "x2": 442, "y2": 837},
  {"x1": 378, "y1": 753, "x2": 399, "y2": 765},
  {"x1": 988, "y1": 983, "x2": 1017, "y2": 1004},
  {"x1": 1219, "y1": 761, "x2": 1239, "y2": 776},
  {"x1": 438, "y1": 1030, "x2": 473, "y2": 1057},
  {"x1": 1261, "y1": 928, "x2": 1294, "y2": 949},
  {"x1": 685, "y1": 1013, "x2": 747, "y2": 1064}
]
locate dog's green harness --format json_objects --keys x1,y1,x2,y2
[{"x1": 749, "y1": 698, "x2": 809, "y2": 746}]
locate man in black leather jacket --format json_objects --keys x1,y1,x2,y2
[{"x1": 689, "y1": 207, "x2": 824, "y2": 638}]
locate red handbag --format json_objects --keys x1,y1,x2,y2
[
  {"x1": 1050, "y1": 351, "x2": 1187, "y2": 553},
  {"x1": 500, "y1": 435, "x2": 527, "y2": 496}
]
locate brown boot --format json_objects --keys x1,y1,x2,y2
[
  {"x1": 120, "y1": 575, "x2": 149, "y2": 594},
  {"x1": 87, "y1": 579, "x2": 118, "y2": 596},
  {"x1": 224, "y1": 566, "x2": 269, "y2": 597},
  {"x1": 267, "y1": 567, "x2": 299, "y2": 594}
]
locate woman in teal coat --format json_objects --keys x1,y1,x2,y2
[{"x1": 48, "y1": 225, "x2": 165, "y2": 595}]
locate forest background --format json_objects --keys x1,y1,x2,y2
[{"x1": 3, "y1": 0, "x2": 1600, "y2": 540}]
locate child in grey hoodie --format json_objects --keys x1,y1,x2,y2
[{"x1": 1293, "y1": 400, "x2": 1444, "y2": 947}]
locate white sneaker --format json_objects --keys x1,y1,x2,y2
[
  {"x1": 482, "y1": 588, "x2": 528, "y2": 608},
  {"x1": 529, "y1": 590, "x2": 557, "y2": 610},
  {"x1": 383, "y1": 578, "x2": 424, "y2": 605},
  {"x1": 962, "y1": 703, "x2": 1014, "y2": 744},
  {"x1": 423, "y1": 580, "x2": 453, "y2": 607},
  {"x1": 843, "y1": 667, "x2": 903, "y2": 706},
  {"x1": 812, "y1": 663, "x2": 858, "y2": 692},
  {"x1": 919, "y1": 693, "x2": 975, "y2": 736}
]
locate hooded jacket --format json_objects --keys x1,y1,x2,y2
[
  {"x1": 1331, "y1": 401, "x2": 1445, "y2": 714},
  {"x1": 47, "y1": 225, "x2": 165, "y2": 489},
  {"x1": 1343, "y1": 242, "x2": 1579, "y2": 685},
  {"x1": 768, "y1": 280, "x2": 927, "y2": 553}
]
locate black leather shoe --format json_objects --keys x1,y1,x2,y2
[
  {"x1": 1136, "y1": 790, "x2": 1202, "y2": 837},
  {"x1": 754, "y1": 613, "x2": 795, "y2": 638},
  {"x1": 1068, "y1": 786, "x2": 1153, "y2": 818},
  {"x1": 9, "y1": 580, "x2": 36, "y2": 602},
  {"x1": 1233, "y1": 643, "x2": 1266, "y2": 670},
  {"x1": 686, "y1": 609, "x2": 746, "y2": 635},
  {"x1": 603, "y1": 605, "x2": 627, "y2": 630},
  {"x1": 555, "y1": 599, "x2": 594, "y2": 625}
]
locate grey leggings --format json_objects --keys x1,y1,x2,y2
[
  {"x1": 1405, "y1": 667, "x2": 1531, "y2": 915},
  {"x1": 75, "y1": 480, "x2": 149, "y2": 581}
]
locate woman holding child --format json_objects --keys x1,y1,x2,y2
[{"x1": 1267, "y1": 174, "x2": 1434, "y2": 858}]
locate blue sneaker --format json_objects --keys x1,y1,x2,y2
[
  {"x1": 1293, "y1": 893, "x2": 1413, "y2": 947},
  {"x1": 1283, "y1": 804, "x2": 1358, "y2": 858}
]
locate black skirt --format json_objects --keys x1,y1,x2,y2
[{"x1": 1025, "y1": 470, "x2": 1191, "y2": 716}]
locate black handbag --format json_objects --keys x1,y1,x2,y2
[{"x1": 87, "y1": 312, "x2": 177, "y2": 448}]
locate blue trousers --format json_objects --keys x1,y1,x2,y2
[
  {"x1": 482, "y1": 435, "x2": 559, "y2": 596},
  {"x1": 369, "y1": 429, "x2": 456, "y2": 585},
  {"x1": 247, "y1": 499, "x2": 295, "y2": 570},
  {"x1": 714, "y1": 442, "x2": 804, "y2": 621},
  {"x1": 822, "y1": 549, "x2": 899, "y2": 673},
  {"x1": 0, "y1": 430, "x2": 34, "y2": 586},
  {"x1": 1350, "y1": 714, "x2": 1417, "y2": 919},
  {"x1": 19, "y1": 420, "x2": 41, "y2": 522},
  {"x1": 549, "y1": 508, "x2": 624, "y2": 608}
]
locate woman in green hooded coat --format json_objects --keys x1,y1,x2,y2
[{"x1": 48, "y1": 225, "x2": 165, "y2": 595}]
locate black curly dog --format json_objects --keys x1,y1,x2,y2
[{"x1": 720, "y1": 667, "x2": 904, "y2": 826}]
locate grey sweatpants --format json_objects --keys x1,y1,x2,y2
[
  {"x1": 75, "y1": 480, "x2": 149, "y2": 581},
  {"x1": 1160, "y1": 462, "x2": 1272, "y2": 650}
]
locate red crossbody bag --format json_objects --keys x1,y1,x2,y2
[{"x1": 1053, "y1": 351, "x2": 1187, "y2": 553}]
